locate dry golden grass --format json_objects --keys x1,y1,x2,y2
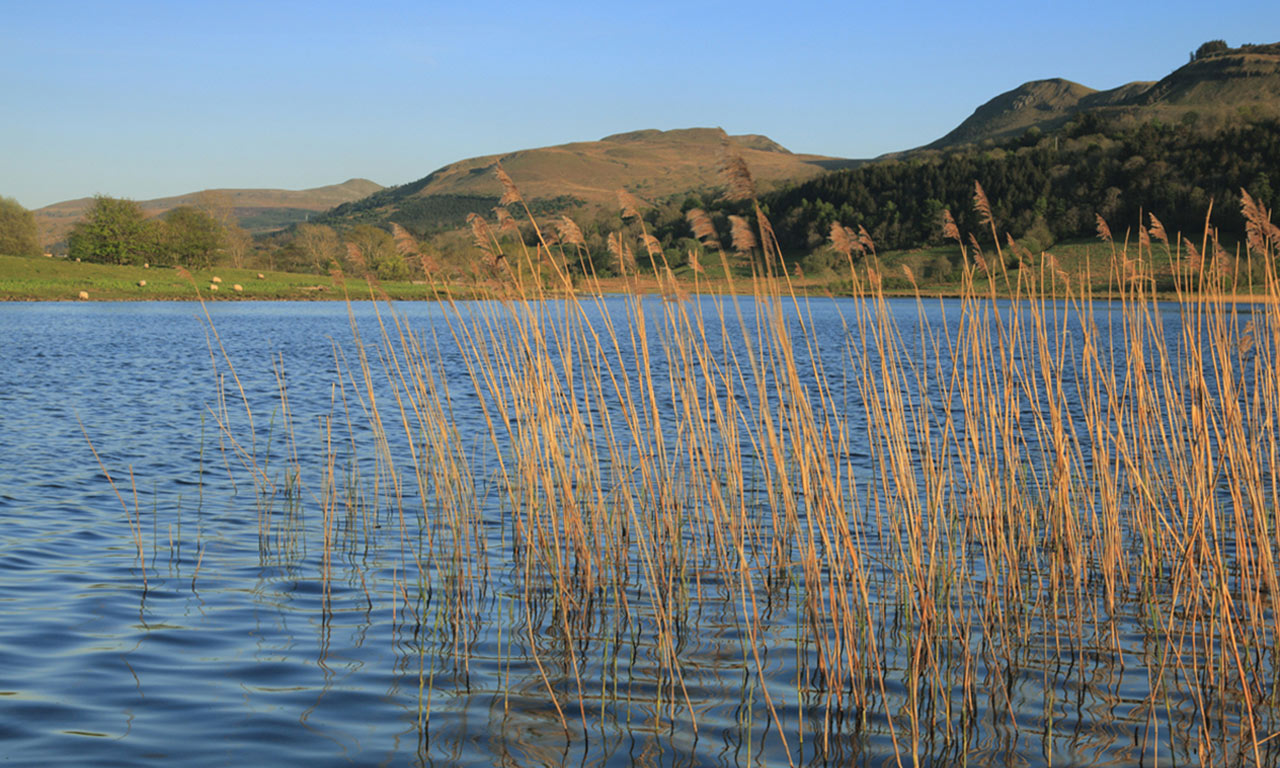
[{"x1": 190, "y1": 177, "x2": 1280, "y2": 766}]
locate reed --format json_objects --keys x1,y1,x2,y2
[{"x1": 166, "y1": 174, "x2": 1280, "y2": 766}]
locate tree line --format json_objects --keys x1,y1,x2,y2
[
  {"x1": 784, "y1": 114, "x2": 1273, "y2": 253},
  {"x1": 63, "y1": 195, "x2": 261, "y2": 269},
  {"x1": 62, "y1": 195, "x2": 422, "y2": 280}
]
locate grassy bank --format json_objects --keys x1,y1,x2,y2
[
  {"x1": 0, "y1": 230, "x2": 1266, "y2": 303},
  {"x1": 0, "y1": 254, "x2": 468, "y2": 301}
]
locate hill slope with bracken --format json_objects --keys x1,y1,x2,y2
[
  {"x1": 924, "y1": 42, "x2": 1280, "y2": 149},
  {"x1": 318, "y1": 128, "x2": 856, "y2": 231},
  {"x1": 35, "y1": 178, "x2": 383, "y2": 248}
]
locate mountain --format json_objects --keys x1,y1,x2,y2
[
  {"x1": 655, "y1": 41, "x2": 1280, "y2": 273},
  {"x1": 926, "y1": 42, "x2": 1280, "y2": 149},
  {"x1": 319, "y1": 128, "x2": 856, "y2": 231},
  {"x1": 926, "y1": 79, "x2": 1152, "y2": 148},
  {"x1": 35, "y1": 178, "x2": 383, "y2": 248},
  {"x1": 1135, "y1": 42, "x2": 1280, "y2": 105}
]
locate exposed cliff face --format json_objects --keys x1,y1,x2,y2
[{"x1": 1135, "y1": 46, "x2": 1280, "y2": 105}]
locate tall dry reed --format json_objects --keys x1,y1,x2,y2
[{"x1": 171, "y1": 174, "x2": 1280, "y2": 766}]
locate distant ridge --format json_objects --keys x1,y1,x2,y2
[
  {"x1": 402, "y1": 127, "x2": 839, "y2": 202},
  {"x1": 925, "y1": 42, "x2": 1280, "y2": 149},
  {"x1": 319, "y1": 127, "x2": 858, "y2": 232},
  {"x1": 1135, "y1": 42, "x2": 1280, "y2": 105},
  {"x1": 35, "y1": 178, "x2": 383, "y2": 248}
]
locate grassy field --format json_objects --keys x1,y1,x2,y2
[
  {"x1": 0, "y1": 232, "x2": 1264, "y2": 303},
  {"x1": 0, "y1": 251, "x2": 837, "y2": 302},
  {"x1": 0, "y1": 254, "x2": 469, "y2": 301}
]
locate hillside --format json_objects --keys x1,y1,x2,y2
[
  {"x1": 927, "y1": 78, "x2": 1152, "y2": 148},
  {"x1": 35, "y1": 178, "x2": 383, "y2": 248},
  {"x1": 641, "y1": 43, "x2": 1280, "y2": 278},
  {"x1": 318, "y1": 128, "x2": 856, "y2": 231},
  {"x1": 926, "y1": 42, "x2": 1280, "y2": 149}
]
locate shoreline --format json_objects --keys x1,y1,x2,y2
[{"x1": 6, "y1": 288, "x2": 1280, "y2": 306}]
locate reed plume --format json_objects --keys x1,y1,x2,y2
[
  {"x1": 1005, "y1": 232, "x2": 1032, "y2": 264},
  {"x1": 755, "y1": 206, "x2": 778, "y2": 266},
  {"x1": 607, "y1": 231, "x2": 635, "y2": 273},
  {"x1": 617, "y1": 189, "x2": 646, "y2": 220},
  {"x1": 494, "y1": 206, "x2": 521, "y2": 236},
  {"x1": 973, "y1": 181, "x2": 993, "y2": 228},
  {"x1": 829, "y1": 221, "x2": 862, "y2": 261},
  {"x1": 967, "y1": 233, "x2": 987, "y2": 272},
  {"x1": 728, "y1": 214, "x2": 756, "y2": 254},
  {"x1": 494, "y1": 163, "x2": 523, "y2": 206},
  {"x1": 1184, "y1": 236, "x2": 1203, "y2": 272},
  {"x1": 941, "y1": 208, "x2": 961, "y2": 242},
  {"x1": 467, "y1": 212, "x2": 496, "y2": 256},
  {"x1": 1241, "y1": 187, "x2": 1280, "y2": 252},
  {"x1": 719, "y1": 142, "x2": 756, "y2": 201},
  {"x1": 1095, "y1": 213, "x2": 1112, "y2": 243},
  {"x1": 686, "y1": 208, "x2": 718, "y2": 246},
  {"x1": 640, "y1": 233, "x2": 663, "y2": 261},
  {"x1": 857, "y1": 225, "x2": 875, "y2": 256},
  {"x1": 556, "y1": 215, "x2": 585, "y2": 248},
  {"x1": 390, "y1": 222, "x2": 419, "y2": 256},
  {"x1": 1148, "y1": 212, "x2": 1168, "y2": 244}
]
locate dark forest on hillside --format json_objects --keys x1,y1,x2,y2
[{"x1": 641, "y1": 113, "x2": 1279, "y2": 263}]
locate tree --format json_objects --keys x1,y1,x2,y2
[
  {"x1": 68, "y1": 196, "x2": 152, "y2": 265},
  {"x1": 1253, "y1": 172, "x2": 1274, "y2": 208},
  {"x1": 346, "y1": 224, "x2": 409, "y2": 281},
  {"x1": 1019, "y1": 215, "x2": 1055, "y2": 255},
  {"x1": 194, "y1": 190, "x2": 235, "y2": 228},
  {"x1": 0, "y1": 197, "x2": 40, "y2": 257},
  {"x1": 162, "y1": 206, "x2": 225, "y2": 268},
  {"x1": 223, "y1": 224, "x2": 253, "y2": 268},
  {"x1": 195, "y1": 190, "x2": 253, "y2": 268},
  {"x1": 1192, "y1": 40, "x2": 1229, "y2": 61},
  {"x1": 294, "y1": 223, "x2": 342, "y2": 273}
]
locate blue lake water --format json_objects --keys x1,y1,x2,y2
[{"x1": 0, "y1": 297, "x2": 1273, "y2": 766}]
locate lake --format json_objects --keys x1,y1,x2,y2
[{"x1": 1, "y1": 295, "x2": 1274, "y2": 767}]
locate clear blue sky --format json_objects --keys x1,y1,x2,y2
[{"x1": 3, "y1": 0, "x2": 1277, "y2": 209}]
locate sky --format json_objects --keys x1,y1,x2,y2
[{"x1": 3, "y1": 0, "x2": 1278, "y2": 210}]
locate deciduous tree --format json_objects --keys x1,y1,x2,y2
[
  {"x1": 163, "y1": 206, "x2": 225, "y2": 268},
  {"x1": 68, "y1": 196, "x2": 152, "y2": 265},
  {"x1": 294, "y1": 223, "x2": 342, "y2": 273},
  {"x1": 346, "y1": 224, "x2": 409, "y2": 281},
  {"x1": 0, "y1": 196, "x2": 40, "y2": 257}
]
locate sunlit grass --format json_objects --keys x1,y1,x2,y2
[
  {"x1": 0, "y1": 254, "x2": 467, "y2": 301},
  {"x1": 133, "y1": 174, "x2": 1280, "y2": 765}
]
